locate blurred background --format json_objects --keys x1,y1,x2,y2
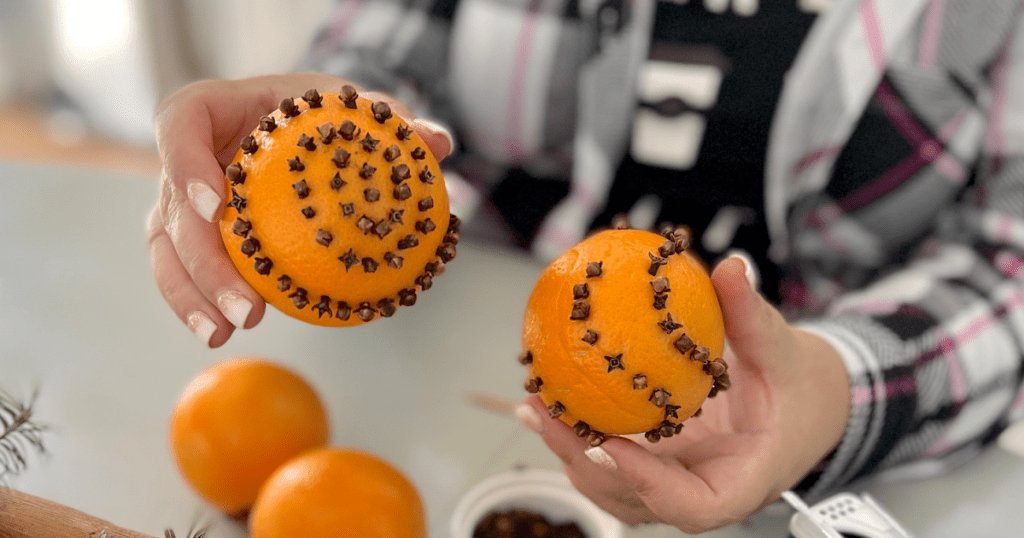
[{"x1": 0, "y1": 0, "x2": 333, "y2": 174}]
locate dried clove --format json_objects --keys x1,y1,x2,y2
[
  {"x1": 569, "y1": 300, "x2": 590, "y2": 320},
  {"x1": 361, "y1": 133, "x2": 379, "y2": 153},
  {"x1": 364, "y1": 188, "x2": 381, "y2": 202},
  {"x1": 419, "y1": 168, "x2": 435, "y2": 184},
  {"x1": 303, "y1": 89, "x2": 323, "y2": 108},
  {"x1": 227, "y1": 189, "x2": 247, "y2": 211},
  {"x1": 525, "y1": 378, "x2": 543, "y2": 394},
  {"x1": 359, "y1": 163, "x2": 376, "y2": 179},
  {"x1": 288, "y1": 156, "x2": 305, "y2": 172},
  {"x1": 340, "y1": 202, "x2": 355, "y2": 217},
  {"x1": 673, "y1": 333, "x2": 695, "y2": 355},
  {"x1": 362, "y1": 257, "x2": 379, "y2": 273},
  {"x1": 258, "y1": 116, "x2": 276, "y2": 132},
  {"x1": 573, "y1": 421, "x2": 590, "y2": 437},
  {"x1": 356, "y1": 216, "x2": 375, "y2": 234},
  {"x1": 301, "y1": 207, "x2": 316, "y2": 219},
  {"x1": 411, "y1": 147, "x2": 426, "y2": 160},
  {"x1": 240, "y1": 135, "x2": 258, "y2": 154},
  {"x1": 649, "y1": 388, "x2": 671, "y2": 408},
  {"x1": 437, "y1": 243, "x2": 457, "y2": 263},
  {"x1": 648, "y1": 252, "x2": 667, "y2": 276},
  {"x1": 277, "y1": 275, "x2": 292, "y2": 292},
  {"x1": 372, "y1": 101, "x2": 392, "y2": 123},
  {"x1": 231, "y1": 218, "x2": 251, "y2": 237},
  {"x1": 645, "y1": 430, "x2": 662, "y2": 443},
  {"x1": 572, "y1": 283, "x2": 589, "y2": 299},
  {"x1": 585, "y1": 261, "x2": 603, "y2": 278},
  {"x1": 691, "y1": 346, "x2": 710, "y2": 364},
  {"x1": 415, "y1": 219, "x2": 436, "y2": 234},
  {"x1": 253, "y1": 257, "x2": 273, "y2": 275},
  {"x1": 548, "y1": 401, "x2": 566, "y2": 419},
  {"x1": 336, "y1": 301, "x2": 352, "y2": 321},
  {"x1": 632, "y1": 374, "x2": 647, "y2": 390},
  {"x1": 292, "y1": 179, "x2": 310, "y2": 198},
  {"x1": 398, "y1": 288, "x2": 417, "y2": 306},
  {"x1": 518, "y1": 351, "x2": 534, "y2": 365},
  {"x1": 280, "y1": 97, "x2": 299, "y2": 117},
  {"x1": 313, "y1": 295, "x2": 332, "y2": 318},
  {"x1": 226, "y1": 162, "x2": 246, "y2": 184},
  {"x1": 317, "y1": 122, "x2": 336, "y2": 143},
  {"x1": 396, "y1": 123, "x2": 413, "y2": 140},
  {"x1": 332, "y1": 148, "x2": 351, "y2": 169},
  {"x1": 355, "y1": 302, "x2": 376, "y2": 322},
  {"x1": 383, "y1": 145, "x2": 401, "y2": 162},
  {"x1": 391, "y1": 164, "x2": 411, "y2": 184},
  {"x1": 240, "y1": 238, "x2": 260, "y2": 257},
  {"x1": 374, "y1": 219, "x2": 392, "y2": 239},
  {"x1": 393, "y1": 183, "x2": 412, "y2": 200},
  {"x1": 650, "y1": 276, "x2": 671, "y2": 294},
  {"x1": 315, "y1": 229, "x2": 333, "y2": 247},
  {"x1": 297, "y1": 133, "x2": 316, "y2": 151},
  {"x1": 653, "y1": 294, "x2": 668, "y2": 310},
  {"x1": 664, "y1": 404, "x2": 680, "y2": 419},
  {"x1": 377, "y1": 298, "x2": 396, "y2": 317},
  {"x1": 587, "y1": 431, "x2": 606, "y2": 447},
  {"x1": 340, "y1": 85, "x2": 359, "y2": 108},
  {"x1": 339, "y1": 248, "x2": 359, "y2": 270},
  {"x1": 604, "y1": 353, "x2": 625, "y2": 372},
  {"x1": 582, "y1": 330, "x2": 599, "y2": 346},
  {"x1": 389, "y1": 208, "x2": 405, "y2": 224},
  {"x1": 338, "y1": 119, "x2": 358, "y2": 140},
  {"x1": 384, "y1": 251, "x2": 404, "y2": 269},
  {"x1": 330, "y1": 172, "x2": 347, "y2": 190},
  {"x1": 289, "y1": 287, "x2": 309, "y2": 308},
  {"x1": 417, "y1": 196, "x2": 434, "y2": 211},
  {"x1": 658, "y1": 313, "x2": 683, "y2": 333},
  {"x1": 397, "y1": 235, "x2": 419, "y2": 249}
]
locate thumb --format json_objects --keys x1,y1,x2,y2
[{"x1": 710, "y1": 255, "x2": 790, "y2": 366}]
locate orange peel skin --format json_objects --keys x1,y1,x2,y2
[
  {"x1": 220, "y1": 87, "x2": 458, "y2": 327},
  {"x1": 521, "y1": 226, "x2": 728, "y2": 444}
]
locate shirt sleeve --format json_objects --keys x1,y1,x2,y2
[
  {"x1": 298, "y1": 0, "x2": 458, "y2": 119},
  {"x1": 793, "y1": 17, "x2": 1024, "y2": 501}
]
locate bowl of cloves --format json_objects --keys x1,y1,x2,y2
[{"x1": 450, "y1": 468, "x2": 623, "y2": 538}]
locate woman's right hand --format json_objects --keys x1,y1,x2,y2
[{"x1": 147, "y1": 74, "x2": 454, "y2": 347}]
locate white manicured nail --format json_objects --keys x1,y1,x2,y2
[
  {"x1": 726, "y1": 251, "x2": 759, "y2": 291},
  {"x1": 410, "y1": 118, "x2": 455, "y2": 157},
  {"x1": 187, "y1": 181, "x2": 221, "y2": 222},
  {"x1": 186, "y1": 311, "x2": 217, "y2": 347},
  {"x1": 515, "y1": 404, "x2": 544, "y2": 434},
  {"x1": 584, "y1": 446, "x2": 618, "y2": 471},
  {"x1": 217, "y1": 292, "x2": 252, "y2": 328}
]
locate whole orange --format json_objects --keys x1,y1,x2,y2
[
  {"x1": 170, "y1": 357, "x2": 330, "y2": 516},
  {"x1": 249, "y1": 447, "x2": 426, "y2": 538},
  {"x1": 521, "y1": 227, "x2": 728, "y2": 443},
  {"x1": 219, "y1": 86, "x2": 458, "y2": 327}
]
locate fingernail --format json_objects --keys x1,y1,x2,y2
[
  {"x1": 217, "y1": 291, "x2": 252, "y2": 328},
  {"x1": 727, "y1": 251, "x2": 759, "y2": 291},
  {"x1": 514, "y1": 403, "x2": 544, "y2": 434},
  {"x1": 584, "y1": 446, "x2": 618, "y2": 471},
  {"x1": 186, "y1": 311, "x2": 217, "y2": 347},
  {"x1": 187, "y1": 181, "x2": 221, "y2": 222},
  {"x1": 410, "y1": 118, "x2": 455, "y2": 157}
]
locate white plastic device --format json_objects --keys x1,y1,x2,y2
[{"x1": 783, "y1": 490, "x2": 915, "y2": 538}]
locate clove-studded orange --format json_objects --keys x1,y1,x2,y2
[
  {"x1": 521, "y1": 226, "x2": 728, "y2": 444},
  {"x1": 220, "y1": 87, "x2": 458, "y2": 326}
]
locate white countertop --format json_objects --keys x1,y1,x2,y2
[{"x1": 2, "y1": 160, "x2": 1022, "y2": 537}]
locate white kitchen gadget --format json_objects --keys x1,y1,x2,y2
[{"x1": 783, "y1": 490, "x2": 915, "y2": 538}]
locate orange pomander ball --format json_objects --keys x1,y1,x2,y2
[
  {"x1": 220, "y1": 86, "x2": 459, "y2": 326},
  {"x1": 521, "y1": 226, "x2": 729, "y2": 444}
]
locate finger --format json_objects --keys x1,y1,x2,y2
[
  {"x1": 360, "y1": 90, "x2": 455, "y2": 160},
  {"x1": 710, "y1": 255, "x2": 789, "y2": 367},
  {"x1": 154, "y1": 84, "x2": 268, "y2": 329},
  {"x1": 147, "y1": 208, "x2": 235, "y2": 347}
]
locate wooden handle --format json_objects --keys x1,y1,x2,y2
[{"x1": 0, "y1": 488, "x2": 155, "y2": 538}]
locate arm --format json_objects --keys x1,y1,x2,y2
[{"x1": 792, "y1": 15, "x2": 1024, "y2": 499}]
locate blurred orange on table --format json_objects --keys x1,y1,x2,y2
[
  {"x1": 169, "y1": 357, "x2": 330, "y2": 516},
  {"x1": 249, "y1": 447, "x2": 426, "y2": 538},
  {"x1": 521, "y1": 227, "x2": 729, "y2": 443}
]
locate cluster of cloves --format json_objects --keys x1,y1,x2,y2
[{"x1": 223, "y1": 86, "x2": 457, "y2": 323}]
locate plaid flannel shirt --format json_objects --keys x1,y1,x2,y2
[{"x1": 304, "y1": 0, "x2": 1024, "y2": 501}]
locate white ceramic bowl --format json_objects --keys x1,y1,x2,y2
[{"x1": 450, "y1": 468, "x2": 624, "y2": 538}]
